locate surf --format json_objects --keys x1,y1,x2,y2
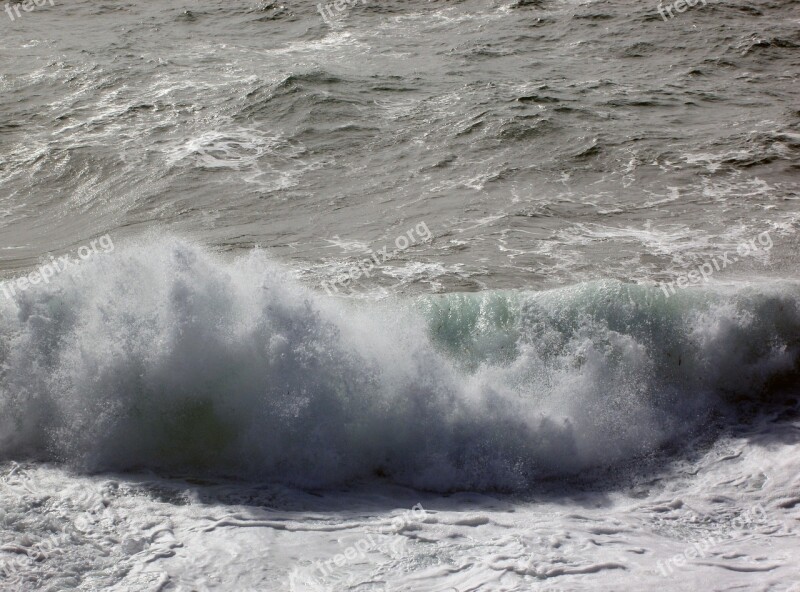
[{"x1": 0, "y1": 235, "x2": 797, "y2": 491}]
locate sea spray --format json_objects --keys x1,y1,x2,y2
[{"x1": 0, "y1": 236, "x2": 798, "y2": 491}]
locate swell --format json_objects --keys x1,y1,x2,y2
[{"x1": 0, "y1": 236, "x2": 798, "y2": 491}]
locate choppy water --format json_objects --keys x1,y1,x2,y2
[
  {"x1": 1, "y1": 1, "x2": 799, "y2": 591},
  {"x1": 1, "y1": 0, "x2": 798, "y2": 290}
]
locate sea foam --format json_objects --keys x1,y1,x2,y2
[{"x1": 0, "y1": 236, "x2": 797, "y2": 491}]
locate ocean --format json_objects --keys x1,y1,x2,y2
[{"x1": 1, "y1": 0, "x2": 799, "y2": 590}]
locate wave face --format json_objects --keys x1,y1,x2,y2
[{"x1": 0, "y1": 237, "x2": 798, "y2": 491}]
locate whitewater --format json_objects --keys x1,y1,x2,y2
[
  {"x1": 1, "y1": 0, "x2": 799, "y2": 590},
  {"x1": 2, "y1": 237, "x2": 800, "y2": 590}
]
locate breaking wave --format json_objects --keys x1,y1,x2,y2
[{"x1": 0, "y1": 236, "x2": 798, "y2": 491}]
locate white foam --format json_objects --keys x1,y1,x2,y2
[{"x1": 0, "y1": 236, "x2": 799, "y2": 493}]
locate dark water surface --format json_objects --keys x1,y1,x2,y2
[{"x1": 1, "y1": 0, "x2": 797, "y2": 292}]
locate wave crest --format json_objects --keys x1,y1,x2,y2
[{"x1": 1, "y1": 236, "x2": 798, "y2": 491}]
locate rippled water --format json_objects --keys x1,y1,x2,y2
[
  {"x1": 1, "y1": 1, "x2": 800, "y2": 591},
  {"x1": 1, "y1": 0, "x2": 797, "y2": 291}
]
